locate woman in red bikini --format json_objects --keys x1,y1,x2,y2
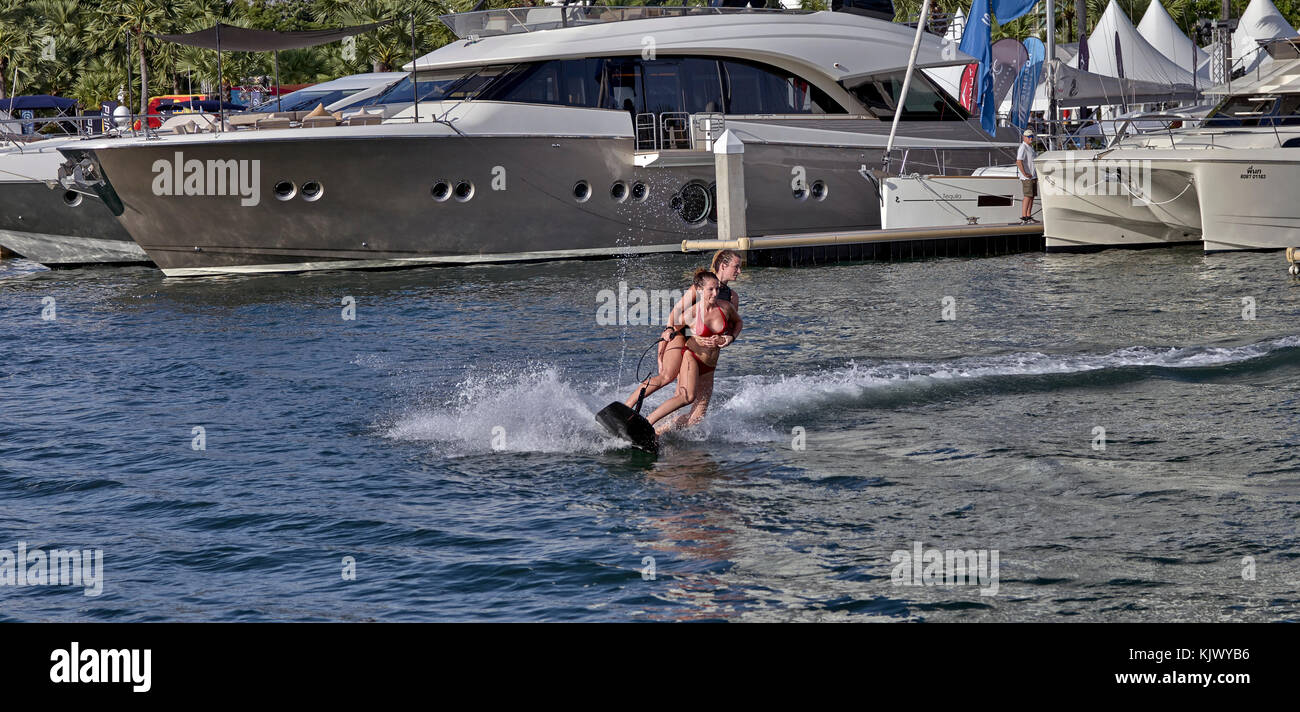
[
  {"x1": 624, "y1": 250, "x2": 743, "y2": 413},
  {"x1": 633, "y1": 269, "x2": 739, "y2": 435}
]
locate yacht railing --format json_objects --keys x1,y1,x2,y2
[
  {"x1": 1, "y1": 113, "x2": 117, "y2": 145},
  {"x1": 439, "y1": 5, "x2": 807, "y2": 40},
  {"x1": 1100, "y1": 114, "x2": 1299, "y2": 150},
  {"x1": 634, "y1": 113, "x2": 657, "y2": 151},
  {"x1": 633, "y1": 111, "x2": 725, "y2": 152}
]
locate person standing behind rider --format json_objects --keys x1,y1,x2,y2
[{"x1": 1017, "y1": 129, "x2": 1038, "y2": 223}]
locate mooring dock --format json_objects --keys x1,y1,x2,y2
[
  {"x1": 683, "y1": 223, "x2": 1044, "y2": 266},
  {"x1": 682, "y1": 129, "x2": 1043, "y2": 266}
]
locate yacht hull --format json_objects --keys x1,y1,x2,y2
[
  {"x1": 0, "y1": 144, "x2": 147, "y2": 267},
  {"x1": 64, "y1": 129, "x2": 1005, "y2": 276}
]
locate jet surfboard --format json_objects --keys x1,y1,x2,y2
[{"x1": 596, "y1": 402, "x2": 659, "y2": 452}]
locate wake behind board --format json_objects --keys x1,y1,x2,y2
[{"x1": 596, "y1": 402, "x2": 659, "y2": 452}]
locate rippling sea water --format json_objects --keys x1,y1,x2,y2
[{"x1": 1, "y1": 247, "x2": 1298, "y2": 622}]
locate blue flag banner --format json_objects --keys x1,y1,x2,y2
[
  {"x1": 1011, "y1": 36, "x2": 1045, "y2": 130},
  {"x1": 958, "y1": 0, "x2": 997, "y2": 136},
  {"x1": 991, "y1": 0, "x2": 1038, "y2": 22}
]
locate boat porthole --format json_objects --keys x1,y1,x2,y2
[
  {"x1": 610, "y1": 181, "x2": 628, "y2": 202},
  {"x1": 274, "y1": 181, "x2": 296, "y2": 201},
  {"x1": 631, "y1": 181, "x2": 648, "y2": 202},
  {"x1": 573, "y1": 180, "x2": 591, "y2": 203},
  {"x1": 673, "y1": 181, "x2": 711, "y2": 225},
  {"x1": 707, "y1": 183, "x2": 717, "y2": 223},
  {"x1": 811, "y1": 180, "x2": 828, "y2": 201},
  {"x1": 454, "y1": 181, "x2": 475, "y2": 202},
  {"x1": 431, "y1": 181, "x2": 451, "y2": 201},
  {"x1": 301, "y1": 181, "x2": 324, "y2": 202},
  {"x1": 62, "y1": 190, "x2": 82, "y2": 207},
  {"x1": 792, "y1": 184, "x2": 808, "y2": 201}
]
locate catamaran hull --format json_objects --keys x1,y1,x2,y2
[
  {"x1": 1193, "y1": 152, "x2": 1300, "y2": 252},
  {"x1": 1038, "y1": 151, "x2": 1201, "y2": 252}
]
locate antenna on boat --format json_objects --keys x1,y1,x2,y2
[{"x1": 884, "y1": 0, "x2": 932, "y2": 174}]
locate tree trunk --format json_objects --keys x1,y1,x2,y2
[
  {"x1": 0, "y1": 58, "x2": 7, "y2": 100},
  {"x1": 138, "y1": 28, "x2": 149, "y2": 114}
]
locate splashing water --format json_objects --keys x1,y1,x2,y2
[{"x1": 384, "y1": 336, "x2": 1300, "y2": 455}]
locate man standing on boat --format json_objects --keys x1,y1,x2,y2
[{"x1": 1017, "y1": 130, "x2": 1038, "y2": 223}]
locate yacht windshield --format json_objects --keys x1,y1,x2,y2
[
  {"x1": 255, "y1": 88, "x2": 363, "y2": 113},
  {"x1": 1204, "y1": 94, "x2": 1300, "y2": 127},
  {"x1": 843, "y1": 72, "x2": 969, "y2": 121},
  {"x1": 351, "y1": 67, "x2": 514, "y2": 106}
]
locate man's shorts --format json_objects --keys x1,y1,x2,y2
[{"x1": 1022, "y1": 178, "x2": 1038, "y2": 197}]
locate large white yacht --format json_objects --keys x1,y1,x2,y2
[
  {"x1": 1037, "y1": 39, "x2": 1300, "y2": 253},
  {"x1": 59, "y1": 5, "x2": 1020, "y2": 276}
]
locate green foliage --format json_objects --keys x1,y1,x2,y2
[
  {"x1": 11, "y1": 0, "x2": 1300, "y2": 109},
  {"x1": 3, "y1": 0, "x2": 477, "y2": 108}
]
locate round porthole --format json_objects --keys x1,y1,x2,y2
[
  {"x1": 573, "y1": 180, "x2": 591, "y2": 202},
  {"x1": 673, "y1": 182, "x2": 712, "y2": 225},
  {"x1": 708, "y1": 182, "x2": 718, "y2": 223},
  {"x1": 301, "y1": 181, "x2": 324, "y2": 202},
  {"x1": 431, "y1": 181, "x2": 451, "y2": 201},
  {"x1": 792, "y1": 184, "x2": 808, "y2": 201},
  {"x1": 610, "y1": 181, "x2": 628, "y2": 202},
  {"x1": 274, "y1": 181, "x2": 296, "y2": 201},
  {"x1": 811, "y1": 180, "x2": 828, "y2": 201},
  {"x1": 62, "y1": 190, "x2": 83, "y2": 207},
  {"x1": 454, "y1": 181, "x2": 475, "y2": 202},
  {"x1": 631, "y1": 181, "x2": 648, "y2": 202}
]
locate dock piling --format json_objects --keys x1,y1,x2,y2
[{"x1": 713, "y1": 129, "x2": 747, "y2": 262}]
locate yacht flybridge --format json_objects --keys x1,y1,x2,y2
[{"x1": 59, "y1": 6, "x2": 1019, "y2": 276}]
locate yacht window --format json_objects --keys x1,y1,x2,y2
[
  {"x1": 721, "y1": 60, "x2": 843, "y2": 114},
  {"x1": 682, "y1": 58, "x2": 725, "y2": 114},
  {"x1": 605, "y1": 58, "x2": 646, "y2": 114},
  {"x1": 845, "y1": 72, "x2": 969, "y2": 121},
  {"x1": 1206, "y1": 94, "x2": 1277, "y2": 127},
  {"x1": 479, "y1": 59, "x2": 605, "y2": 108},
  {"x1": 442, "y1": 65, "x2": 517, "y2": 100},
  {"x1": 643, "y1": 60, "x2": 687, "y2": 115},
  {"x1": 356, "y1": 69, "x2": 482, "y2": 106},
  {"x1": 1274, "y1": 94, "x2": 1300, "y2": 125}
]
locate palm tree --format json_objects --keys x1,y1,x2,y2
[
  {"x1": 0, "y1": 0, "x2": 45, "y2": 99},
  {"x1": 93, "y1": 0, "x2": 175, "y2": 113},
  {"x1": 71, "y1": 56, "x2": 122, "y2": 107}
]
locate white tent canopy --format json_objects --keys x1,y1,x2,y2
[
  {"x1": 996, "y1": 58, "x2": 1196, "y2": 113},
  {"x1": 945, "y1": 7, "x2": 966, "y2": 43},
  {"x1": 1137, "y1": 0, "x2": 1210, "y2": 81},
  {"x1": 1232, "y1": 0, "x2": 1299, "y2": 74},
  {"x1": 1071, "y1": 0, "x2": 1195, "y2": 87}
]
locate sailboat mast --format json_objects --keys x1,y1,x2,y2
[{"x1": 885, "y1": 0, "x2": 933, "y2": 164}]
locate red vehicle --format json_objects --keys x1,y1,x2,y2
[{"x1": 134, "y1": 94, "x2": 208, "y2": 129}]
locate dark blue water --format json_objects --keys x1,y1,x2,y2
[{"x1": 2, "y1": 247, "x2": 1298, "y2": 621}]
